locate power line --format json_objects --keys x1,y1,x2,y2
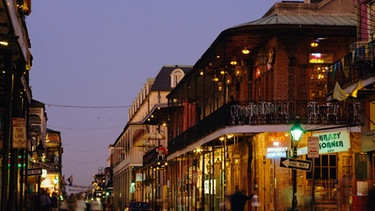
[
  {"x1": 63, "y1": 145, "x2": 108, "y2": 153},
  {"x1": 63, "y1": 155, "x2": 102, "y2": 165},
  {"x1": 48, "y1": 125, "x2": 123, "y2": 131},
  {"x1": 46, "y1": 104, "x2": 130, "y2": 109}
]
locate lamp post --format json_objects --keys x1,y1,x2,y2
[{"x1": 290, "y1": 122, "x2": 304, "y2": 211}]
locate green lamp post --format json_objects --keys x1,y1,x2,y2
[{"x1": 290, "y1": 122, "x2": 304, "y2": 211}]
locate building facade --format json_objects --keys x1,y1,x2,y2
[
  {"x1": 27, "y1": 100, "x2": 63, "y2": 210},
  {"x1": 110, "y1": 65, "x2": 192, "y2": 211},
  {"x1": 0, "y1": 0, "x2": 33, "y2": 210},
  {"x1": 165, "y1": 0, "x2": 362, "y2": 210},
  {"x1": 329, "y1": 0, "x2": 375, "y2": 210},
  {"x1": 108, "y1": 0, "x2": 375, "y2": 210}
]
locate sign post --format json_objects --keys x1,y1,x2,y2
[{"x1": 308, "y1": 136, "x2": 319, "y2": 210}]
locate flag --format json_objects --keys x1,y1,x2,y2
[
  {"x1": 333, "y1": 82, "x2": 349, "y2": 101},
  {"x1": 67, "y1": 175, "x2": 73, "y2": 186},
  {"x1": 333, "y1": 81, "x2": 363, "y2": 101}
]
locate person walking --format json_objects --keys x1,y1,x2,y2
[
  {"x1": 66, "y1": 193, "x2": 76, "y2": 211},
  {"x1": 39, "y1": 189, "x2": 51, "y2": 211},
  {"x1": 76, "y1": 194, "x2": 87, "y2": 211},
  {"x1": 228, "y1": 186, "x2": 253, "y2": 211},
  {"x1": 50, "y1": 192, "x2": 58, "y2": 211}
]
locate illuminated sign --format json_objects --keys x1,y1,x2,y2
[
  {"x1": 309, "y1": 53, "x2": 333, "y2": 64},
  {"x1": 266, "y1": 147, "x2": 288, "y2": 158},
  {"x1": 313, "y1": 131, "x2": 350, "y2": 153}
]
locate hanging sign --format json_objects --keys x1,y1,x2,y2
[
  {"x1": 313, "y1": 131, "x2": 350, "y2": 154},
  {"x1": 12, "y1": 118, "x2": 27, "y2": 149}
]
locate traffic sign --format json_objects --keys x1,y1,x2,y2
[
  {"x1": 280, "y1": 157, "x2": 312, "y2": 171},
  {"x1": 23, "y1": 168, "x2": 42, "y2": 176},
  {"x1": 308, "y1": 136, "x2": 319, "y2": 158}
]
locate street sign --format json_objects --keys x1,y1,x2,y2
[
  {"x1": 12, "y1": 118, "x2": 27, "y2": 149},
  {"x1": 23, "y1": 168, "x2": 42, "y2": 176},
  {"x1": 308, "y1": 136, "x2": 319, "y2": 158},
  {"x1": 280, "y1": 157, "x2": 312, "y2": 171}
]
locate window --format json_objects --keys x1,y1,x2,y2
[
  {"x1": 306, "y1": 154, "x2": 338, "y2": 203},
  {"x1": 308, "y1": 53, "x2": 333, "y2": 64},
  {"x1": 308, "y1": 65, "x2": 329, "y2": 99},
  {"x1": 307, "y1": 154, "x2": 337, "y2": 179},
  {"x1": 170, "y1": 68, "x2": 185, "y2": 88}
]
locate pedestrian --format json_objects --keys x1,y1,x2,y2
[
  {"x1": 50, "y1": 192, "x2": 58, "y2": 211},
  {"x1": 228, "y1": 185, "x2": 253, "y2": 211},
  {"x1": 33, "y1": 192, "x2": 41, "y2": 211},
  {"x1": 60, "y1": 198, "x2": 68, "y2": 211},
  {"x1": 76, "y1": 193, "x2": 87, "y2": 211},
  {"x1": 67, "y1": 193, "x2": 76, "y2": 211},
  {"x1": 40, "y1": 189, "x2": 51, "y2": 211}
]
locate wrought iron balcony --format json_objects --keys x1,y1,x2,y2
[
  {"x1": 142, "y1": 146, "x2": 168, "y2": 168},
  {"x1": 327, "y1": 40, "x2": 375, "y2": 91},
  {"x1": 168, "y1": 100, "x2": 361, "y2": 154},
  {"x1": 143, "y1": 147, "x2": 158, "y2": 167}
]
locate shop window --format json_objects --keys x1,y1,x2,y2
[
  {"x1": 306, "y1": 154, "x2": 338, "y2": 203},
  {"x1": 307, "y1": 154, "x2": 337, "y2": 180}
]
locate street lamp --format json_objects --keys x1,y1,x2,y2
[{"x1": 290, "y1": 122, "x2": 303, "y2": 211}]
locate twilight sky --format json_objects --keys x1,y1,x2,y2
[{"x1": 28, "y1": 0, "x2": 279, "y2": 186}]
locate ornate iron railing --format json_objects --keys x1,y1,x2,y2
[
  {"x1": 168, "y1": 100, "x2": 361, "y2": 154},
  {"x1": 327, "y1": 40, "x2": 375, "y2": 91}
]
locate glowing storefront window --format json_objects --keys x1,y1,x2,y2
[{"x1": 309, "y1": 53, "x2": 333, "y2": 64}]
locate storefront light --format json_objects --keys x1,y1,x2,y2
[
  {"x1": 233, "y1": 153, "x2": 240, "y2": 165},
  {"x1": 225, "y1": 156, "x2": 231, "y2": 168}
]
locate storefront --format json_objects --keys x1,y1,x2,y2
[{"x1": 166, "y1": 127, "x2": 361, "y2": 211}]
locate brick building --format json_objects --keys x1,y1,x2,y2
[{"x1": 165, "y1": 0, "x2": 361, "y2": 210}]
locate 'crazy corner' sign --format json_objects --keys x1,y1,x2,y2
[{"x1": 313, "y1": 131, "x2": 350, "y2": 154}]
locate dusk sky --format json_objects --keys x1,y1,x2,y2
[{"x1": 28, "y1": 1, "x2": 279, "y2": 186}]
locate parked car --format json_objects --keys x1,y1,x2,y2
[{"x1": 125, "y1": 201, "x2": 152, "y2": 211}]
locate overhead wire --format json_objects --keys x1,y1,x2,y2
[
  {"x1": 47, "y1": 124, "x2": 123, "y2": 131},
  {"x1": 46, "y1": 104, "x2": 130, "y2": 109},
  {"x1": 62, "y1": 155, "x2": 103, "y2": 165},
  {"x1": 63, "y1": 145, "x2": 108, "y2": 153},
  {"x1": 44, "y1": 103, "x2": 128, "y2": 130}
]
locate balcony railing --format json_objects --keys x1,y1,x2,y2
[
  {"x1": 168, "y1": 100, "x2": 361, "y2": 154},
  {"x1": 143, "y1": 147, "x2": 158, "y2": 166},
  {"x1": 327, "y1": 40, "x2": 375, "y2": 91}
]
